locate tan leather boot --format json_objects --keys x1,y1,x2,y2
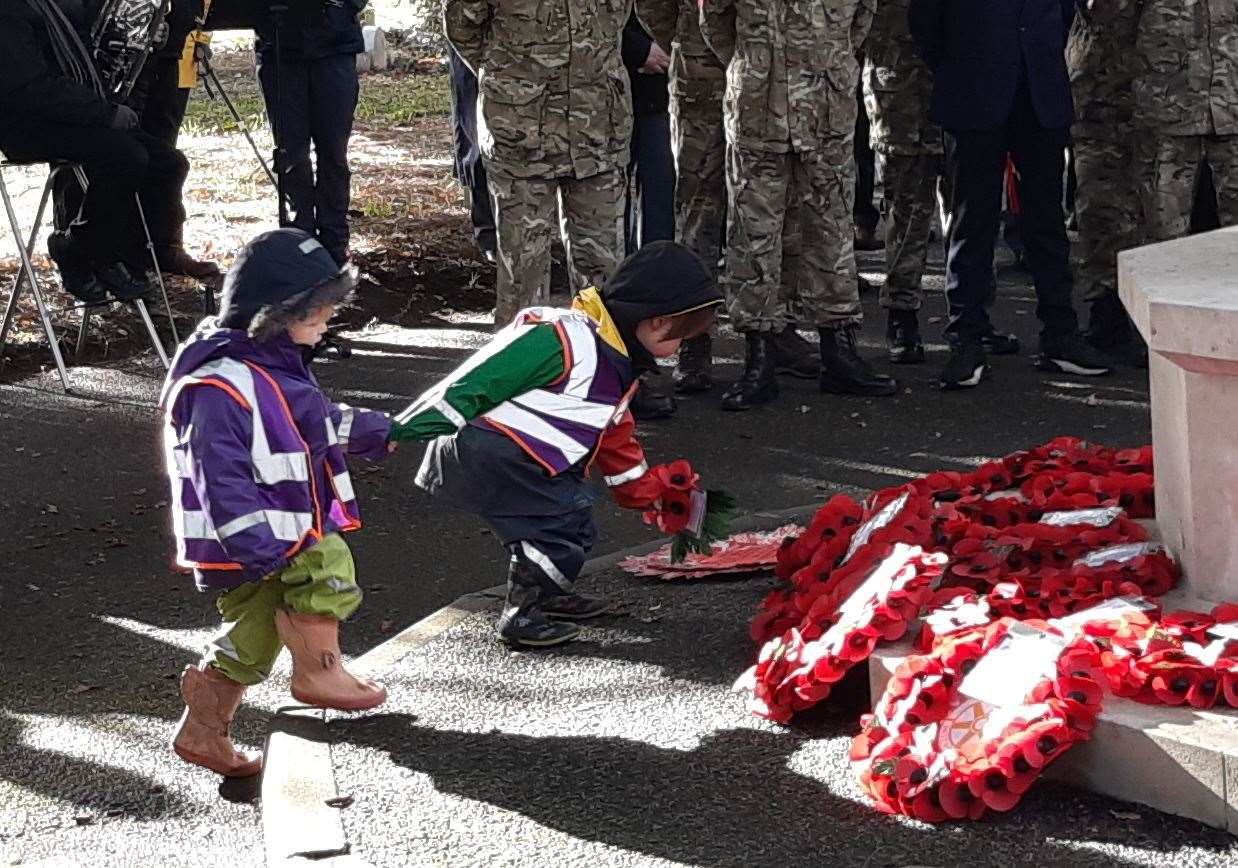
[
  {"x1": 275, "y1": 610, "x2": 388, "y2": 711},
  {"x1": 170, "y1": 664, "x2": 263, "y2": 778}
]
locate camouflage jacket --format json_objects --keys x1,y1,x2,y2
[
  {"x1": 700, "y1": 0, "x2": 876, "y2": 153},
  {"x1": 863, "y1": 0, "x2": 940, "y2": 156},
  {"x1": 1066, "y1": 1, "x2": 1143, "y2": 136},
  {"x1": 1131, "y1": 0, "x2": 1238, "y2": 135},
  {"x1": 443, "y1": 0, "x2": 634, "y2": 180}
]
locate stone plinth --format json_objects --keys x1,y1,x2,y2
[{"x1": 1119, "y1": 226, "x2": 1238, "y2": 604}]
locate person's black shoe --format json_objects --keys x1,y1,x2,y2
[
  {"x1": 818, "y1": 324, "x2": 897, "y2": 396},
  {"x1": 721, "y1": 332, "x2": 779, "y2": 411},
  {"x1": 673, "y1": 333, "x2": 713, "y2": 394},
  {"x1": 1035, "y1": 333, "x2": 1113, "y2": 376},
  {"x1": 95, "y1": 263, "x2": 151, "y2": 302},
  {"x1": 631, "y1": 373, "x2": 676, "y2": 420},
  {"x1": 770, "y1": 324, "x2": 820, "y2": 378},
  {"x1": 47, "y1": 233, "x2": 107, "y2": 305},
  {"x1": 886, "y1": 309, "x2": 925, "y2": 365},
  {"x1": 981, "y1": 328, "x2": 1021, "y2": 355},
  {"x1": 541, "y1": 593, "x2": 612, "y2": 621},
  {"x1": 1085, "y1": 292, "x2": 1148, "y2": 369},
  {"x1": 497, "y1": 586, "x2": 581, "y2": 648},
  {"x1": 855, "y1": 224, "x2": 883, "y2": 251},
  {"x1": 940, "y1": 341, "x2": 987, "y2": 390},
  {"x1": 156, "y1": 246, "x2": 222, "y2": 281}
]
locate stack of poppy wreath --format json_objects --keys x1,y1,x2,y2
[
  {"x1": 741, "y1": 438, "x2": 1177, "y2": 727},
  {"x1": 850, "y1": 618, "x2": 1104, "y2": 822},
  {"x1": 1088, "y1": 603, "x2": 1238, "y2": 709}
]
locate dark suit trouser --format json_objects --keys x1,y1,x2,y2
[
  {"x1": 257, "y1": 52, "x2": 358, "y2": 265},
  {"x1": 448, "y1": 48, "x2": 495, "y2": 252},
  {"x1": 943, "y1": 86, "x2": 1077, "y2": 345},
  {"x1": 853, "y1": 77, "x2": 879, "y2": 234},
  {"x1": 625, "y1": 111, "x2": 676, "y2": 254}
]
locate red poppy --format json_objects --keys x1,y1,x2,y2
[
  {"x1": 1159, "y1": 611, "x2": 1215, "y2": 644},
  {"x1": 907, "y1": 787, "x2": 951, "y2": 823},
  {"x1": 1147, "y1": 655, "x2": 1208, "y2": 706},
  {"x1": 939, "y1": 774, "x2": 987, "y2": 820},
  {"x1": 993, "y1": 742, "x2": 1041, "y2": 794},
  {"x1": 1210, "y1": 602, "x2": 1238, "y2": 624},
  {"x1": 651, "y1": 459, "x2": 699, "y2": 493},
  {"x1": 654, "y1": 488, "x2": 692, "y2": 535},
  {"x1": 1218, "y1": 662, "x2": 1238, "y2": 707},
  {"x1": 967, "y1": 767, "x2": 1023, "y2": 812}
]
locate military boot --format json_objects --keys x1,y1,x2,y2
[
  {"x1": 770, "y1": 324, "x2": 820, "y2": 378},
  {"x1": 631, "y1": 371, "x2": 676, "y2": 420},
  {"x1": 819, "y1": 325, "x2": 898, "y2": 396},
  {"x1": 673, "y1": 333, "x2": 713, "y2": 394},
  {"x1": 886, "y1": 309, "x2": 925, "y2": 365},
  {"x1": 721, "y1": 331, "x2": 778, "y2": 411},
  {"x1": 1086, "y1": 292, "x2": 1147, "y2": 369}
]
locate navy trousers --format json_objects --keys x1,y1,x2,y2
[
  {"x1": 485, "y1": 509, "x2": 598, "y2": 598},
  {"x1": 257, "y1": 52, "x2": 358, "y2": 265},
  {"x1": 448, "y1": 49, "x2": 496, "y2": 254},
  {"x1": 942, "y1": 83, "x2": 1077, "y2": 345},
  {"x1": 625, "y1": 111, "x2": 676, "y2": 254}
]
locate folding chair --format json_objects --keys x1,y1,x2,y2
[{"x1": 0, "y1": 157, "x2": 178, "y2": 391}]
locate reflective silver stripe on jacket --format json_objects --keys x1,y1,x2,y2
[{"x1": 604, "y1": 461, "x2": 648, "y2": 487}]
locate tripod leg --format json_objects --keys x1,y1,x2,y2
[
  {"x1": 0, "y1": 173, "x2": 70, "y2": 390},
  {"x1": 205, "y1": 63, "x2": 278, "y2": 190},
  {"x1": 133, "y1": 193, "x2": 179, "y2": 344},
  {"x1": 134, "y1": 298, "x2": 170, "y2": 368}
]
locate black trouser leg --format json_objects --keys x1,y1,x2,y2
[
  {"x1": 449, "y1": 48, "x2": 495, "y2": 253},
  {"x1": 942, "y1": 127, "x2": 1006, "y2": 345},
  {"x1": 1007, "y1": 92, "x2": 1077, "y2": 341},
  {"x1": 1, "y1": 121, "x2": 149, "y2": 267},
  {"x1": 308, "y1": 54, "x2": 359, "y2": 264},
  {"x1": 626, "y1": 111, "x2": 677, "y2": 253},
  {"x1": 257, "y1": 56, "x2": 315, "y2": 235},
  {"x1": 853, "y1": 77, "x2": 879, "y2": 235},
  {"x1": 138, "y1": 59, "x2": 193, "y2": 252},
  {"x1": 486, "y1": 509, "x2": 597, "y2": 603}
]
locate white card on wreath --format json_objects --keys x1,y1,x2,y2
[{"x1": 959, "y1": 622, "x2": 1068, "y2": 707}]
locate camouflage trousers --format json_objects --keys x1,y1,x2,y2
[
  {"x1": 1073, "y1": 133, "x2": 1145, "y2": 302},
  {"x1": 670, "y1": 53, "x2": 727, "y2": 276},
  {"x1": 723, "y1": 139, "x2": 862, "y2": 333},
  {"x1": 879, "y1": 151, "x2": 946, "y2": 311},
  {"x1": 1137, "y1": 133, "x2": 1238, "y2": 243},
  {"x1": 488, "y1": 169, "x2": 625, "y2": 327}
]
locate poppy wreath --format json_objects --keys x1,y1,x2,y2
[
  {"x1": 750, "y1": 488, "x2": 933, "y2": 647},
  {"x1": 1089, "y1": 602, "x2": 1238, "y2": 709},
  {"x1": 851, "y1": 618, "x2": 1104, "y2": 822},
  {"x1": 752, "y1": 495, "x2": 866, "y2": 645},
  {"x1": 742, "y1": 544, "x2": 946, "y2": 723}
]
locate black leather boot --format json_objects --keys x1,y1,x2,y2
[
  {"x1": 673, "y1": 333, "x2": 713, "y2": 394},
  {"x1": 721, "y1": 331, "x2": 778, "y2": 411},
  {"x1": 1086, "y1": 292, "x2": 1147, "y2": 369},
  {"x1": 770, "y1": 324, "x2": 820, "y2": 378},
  {"x1": 885, "y1": 309, "x2": 925, "y2": 365},
  {"x1": 631, "y1": 372, "x2": 676, "y2": 420},
  {"x1": 819, "y1": 325, "x2": 898, "y2": 396}
]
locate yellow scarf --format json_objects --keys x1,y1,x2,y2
[{"x1": 571, "y1": 288, "x2": 629, "y2": 358}]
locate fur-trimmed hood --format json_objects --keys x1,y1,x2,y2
[{"x1": 218, "y1": 228, "x2": 354, "y2": 342}]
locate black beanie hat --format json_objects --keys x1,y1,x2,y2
[
  {"x1": 218, "y1": 229, "x2": 356, "y2": 341},
  {"x1": 601, "y1": 241, "x2": 722, "y2": 373}
]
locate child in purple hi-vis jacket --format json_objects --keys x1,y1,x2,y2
[{"x1": 160, "y1": 229, "x2": 393, "y2": 778}]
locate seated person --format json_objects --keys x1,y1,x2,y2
[{"x1": 0, "y1": 0, "x2": 186, "y2": 303}]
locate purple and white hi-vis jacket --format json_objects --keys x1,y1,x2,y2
[
  {"x1": 159, "y1": 321, "x2": 391, "y2": 591},
  {"x1": 471, "y1": 307, "x2": 635, "y2": 476}
]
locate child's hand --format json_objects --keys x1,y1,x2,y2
[{"x1": 387, "y1": 441, "x2": 399, "y2": 453}]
